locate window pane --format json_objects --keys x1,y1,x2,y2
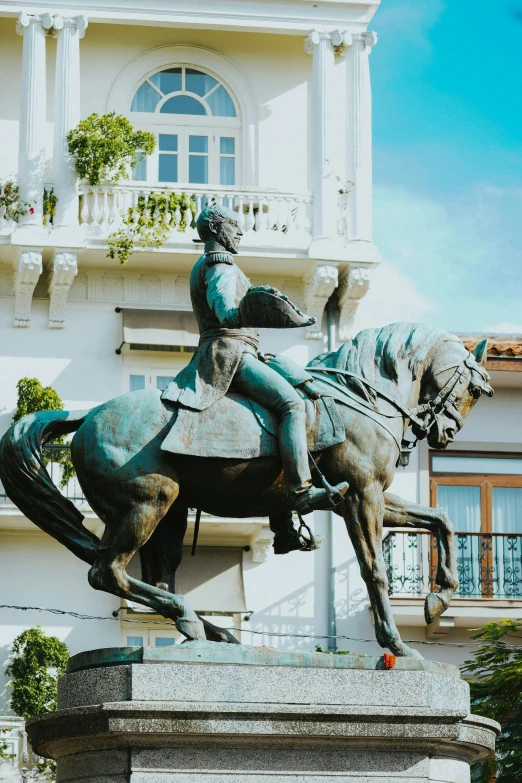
[
  {"x1": 160, "y1": 95, "x2": 206, "y2": 115},
  {"x1": 432, "y1": 456, "x2": 522, "y2": 475},
  {"x1": 132, "y1": 152, "x2": 147, "y2": 182},
  {"x1": 130, "y1": 375, "x2": 146, "y2": 392},
  {"x1": 185, "y1": 68, "x2": 218, "y2": 97},
  {"x1": 155, "y1": 637, "x2": 175, "y2": 647},
  {"x1": 206, "y1": 85, "x2": 236, "y2": 117},
  {"x1": 220, "y1": 137, "x2": 235, "y2": 155},
  {"x1": 189, "y1": 155, "x2": 208, "y2": 184},
  {"x1": 131, "y1": 81, "x2": 161, "y2": 112},
  {"x1": 156, "y1": 376, "x2": 175, "y2": 391},
  {"x1": 220, "y1": 156, "x2": 235, "y2": 186},
  {"x1": 437, "y1": 485, "x2": 481, "y2": 533},
  {"x1": 159, "y1": 154, "x2": 178, "y2": 183},
  {"x1": 150, "y1": 68, "x2": 182, "y2": 95},
  {"x1": 159, "y1": 134, "x2": 178, "y2": 152},
  {"x1": 189, "y1": 135, "x2": 208, "y2": 153},
  {"x1": 127, "y1": 636, "x2": 144, "y2": 646},
  {"x1": 493, "y1": 488, "x2": 522, "y2": 534}
]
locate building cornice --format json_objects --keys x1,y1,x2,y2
[{"x1": 0, "y1": 0, "x2": 381, "y2": 34}]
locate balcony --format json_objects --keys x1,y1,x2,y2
[
  {"x1": 383, "y1": 531, "x2": 522, "y2": 600},
  {"x1": 79, "y1": 182, "x2": 315, "y2": 252}
]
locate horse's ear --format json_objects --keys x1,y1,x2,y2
[{"x1": 474, "y1": 339, "x2": 488, "y2": 367}]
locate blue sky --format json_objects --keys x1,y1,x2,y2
[{"x1": 356, "y1": 0, "x2": 522, "y2": 334}]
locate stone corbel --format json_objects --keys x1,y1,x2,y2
[
  {"x1": 48, "y1": 249, "x2": 78, "y2": 328},
  {"x1": 337, "y1": 265, "x2": 371, "y2": 341},
  {"x1": 303, "y1": 263, "x2": 338, "y2": 339},
  {"x1": 13, "y1": 248, "x2": 43, "y2": 327},
  {"x1": 250, "y1": 528, "x2": 274, "y2": 564}
]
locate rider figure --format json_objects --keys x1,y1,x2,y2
[{"x1": 161, "y1": 204, "x2": 348, "y2": 516}]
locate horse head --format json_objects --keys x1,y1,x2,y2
[{"x1": 414, "y1": 336, "x2": 494, "y2": 450}]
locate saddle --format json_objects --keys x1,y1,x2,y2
[{"x1": 160, "y1": 356, "x2": 345, "y2": 460}]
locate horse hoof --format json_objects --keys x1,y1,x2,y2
[
  {"x1": 424, "y1": 592, "x2": 447, "y2": 625},
  {"x1": 175, "y1": 618, "x2": 206, "y2": 641}
]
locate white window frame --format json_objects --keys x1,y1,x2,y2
[{"x1": 134, "y1": 123, "x2": 241, "y2": 187}]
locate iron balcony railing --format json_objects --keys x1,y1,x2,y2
[
  {"x1": 0, "y1": 443, "x2": 87, "y2": 507},
  {"x1": 383, "y1": 530, "x2": 522, "y2": 600}
]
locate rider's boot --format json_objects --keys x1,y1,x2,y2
[
  {"x1": 270, "y1": 511, "x2": 304, "y2": 554},
  {"x1": 279, "y1": 402, "x2": 349, "y2": 516}
]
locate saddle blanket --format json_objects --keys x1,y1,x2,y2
[{"x1": 161, "y1": 393, "x2": 345, "y2": 459}]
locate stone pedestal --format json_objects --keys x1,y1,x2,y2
[{"x1": 27, "y1": 644, "x2": 499, "y2": 783}]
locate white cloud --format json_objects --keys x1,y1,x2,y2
[{"x1": 353, "y1": 262, "x2": 433, "y2": 333}]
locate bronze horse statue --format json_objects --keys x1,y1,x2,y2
[{"x1": 0, "y1": 322, "x2": 493, "y2": 657}]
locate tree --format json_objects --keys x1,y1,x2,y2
[
  {"x1": 13, "y1": 378, "x2": 75, "y2": 487},
  {"x1": 462, "y1": 619, "x2": 522, "y2": 783},
  {"x1": 5, "y1": 627, "x2": 70, "y2": 778}
]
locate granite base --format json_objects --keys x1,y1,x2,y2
[{"x1": 26, "y1": 643, "x2": 499, "y2": 783}]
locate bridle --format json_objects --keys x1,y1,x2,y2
[{"x1": 310, "y1": 352, "x2": 491, "y2": 446}]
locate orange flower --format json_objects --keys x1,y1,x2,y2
[{"x1": 383, "y1": 653, "x2": 396, "y2": 669}]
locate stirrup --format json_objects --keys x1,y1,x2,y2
[{"x1": 293, "y1": 482, "x2": 349, "y2": 516}]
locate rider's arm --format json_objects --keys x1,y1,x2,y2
[{"x1": 205, "y1": 262, "x2": 241, "y2": 328}]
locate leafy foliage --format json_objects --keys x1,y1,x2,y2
[
  {"x1": 462, "y1": 619, "x2": 522, "y2": 783},
  {"x1": 67, "y1": 113, "x2": 155, "y2": 186},
  {"x1": 5, "y1": 628, "x2": 70, "y2": 780},
  {"x1": 0, "y1": 181, "x2": 31, "y2": 222},
  {"x1": 13, "y1": 378, "x2": 75, "y2": 487},
  {"x1": 107, "y1": 190, "x2": 197, "y2": 264},
  {"x1": 315, "y1": 645, "x2": 352, "y2": 655},
  {"x1": 0, "y1": 728, "x2": 15, "y2": 761},
  {"x1": 43, "y1": 188, "x2": 58, "y2": 226},
  {"x1": 5, "y1": 626, "x2": 69, "y2": 718}
]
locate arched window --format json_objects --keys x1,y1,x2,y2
[{"x1": 130, "y1": 66, "x2": 240, "y2": 187}]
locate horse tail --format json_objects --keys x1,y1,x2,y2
[{"x1": 0, "y1": 410, "x2": 98, "y2": 565}]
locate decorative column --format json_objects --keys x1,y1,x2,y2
[
  {"x1": 304, "y1": 31, "x2": 338, "y2": 241},
  {"x1": 345, "y1": 31, "x2": 377, "y2": 244},
  {"x1": 52, "y1": 15, "x2": 88, "y2": 230},
  {"x1": 17, "y1": 12, "x2": 53, "y2": 227}
]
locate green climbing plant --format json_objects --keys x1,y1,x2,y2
[
  {"x1": 13, "y1": 378, "x2": 75, "y2": 487},
  {"x1": 0, "y1": 728, "x2": 15, "y2": 761},
  {"x1": 67, "y1": 112, "x2": 155, "y2": 186},
  {"x1": 5, "y1": 627, "x2": 70, "y2": 779},
  {"x1": 43, "y1": 188, "x2": 58, "y2": 226},
  {"x1": 0, "y1": 181, "x2": 31, "y2": 222},
  {"x1": 107, "y1": 190, "x2": 198, "y2": 264}
]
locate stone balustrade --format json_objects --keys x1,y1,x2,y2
[{"x1": 78, "y1": 183, "x2": 314, "y2": 246}]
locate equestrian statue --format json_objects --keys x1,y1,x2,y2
[{"x1": 0, "y1": 205, "x2": 494, "y2": 657}]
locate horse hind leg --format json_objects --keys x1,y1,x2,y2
[
  {"x1": 138, "y1": 503, "x2": 240, "y2": 644},
  {"x1": 88, "y1": 496, "x2": 206, "y2": 641}
]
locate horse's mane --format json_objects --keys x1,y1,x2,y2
[{"x1": 308, "y1": 322, "x2": 463, "y2": 404}]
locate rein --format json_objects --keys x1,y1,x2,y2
[{"x1": 310, "y1": 352, "x2": 484, "y2": 441}]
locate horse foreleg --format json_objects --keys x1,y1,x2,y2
[
  {"x1": 383, "y1": 492, "x2": 458, "y2": 625},
  {"x1": 344, "y1": 484, "x2": 422, "y2": 658}
]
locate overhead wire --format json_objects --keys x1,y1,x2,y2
[{"x1": 1, "y1": 604, "x2": 522, "y2": 649}]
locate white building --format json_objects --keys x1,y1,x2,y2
[{"x1": 0, "y1": 0, "x2": 521, "y2": 776}]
